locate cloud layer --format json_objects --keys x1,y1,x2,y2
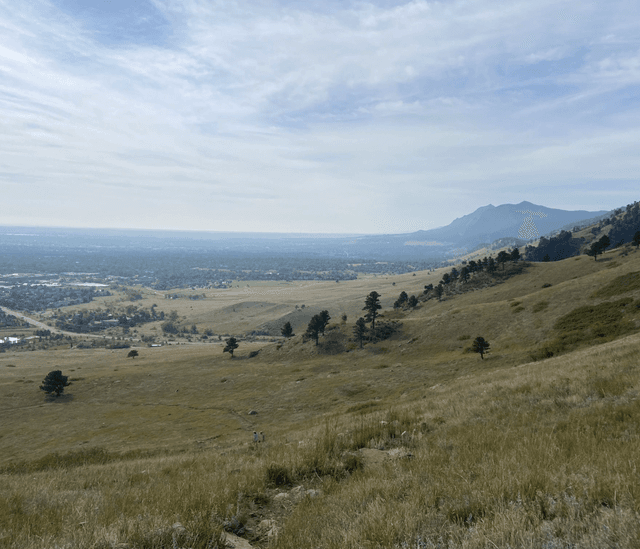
[{"x1": 1, "y1": 0, "x2": 639, "y2": 233}]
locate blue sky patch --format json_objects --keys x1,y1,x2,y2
[{"x1": 52, "y1": 0, "x2": 172, "y2": 47}]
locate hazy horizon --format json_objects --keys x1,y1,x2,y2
[
  {"x1": 0, "y1": 198, "x2": 611, "y2": 238},
  {"x1": 2, "y1": 1, "x2": 639, "y2": 233}
]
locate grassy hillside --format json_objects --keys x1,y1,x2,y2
[{"x1": 1, "y1": 246, "x2": 640, "y2": 548}]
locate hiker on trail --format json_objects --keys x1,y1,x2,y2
[
  {"x1": 260, "y1": 431, "x2": 265, "y2": 442},
  {"x1": 253, "y1": 431, "x2": 259, "y2": 443}
]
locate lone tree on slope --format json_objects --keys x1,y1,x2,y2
[
  {"x1": 40, "y1": 370, "x2": 70, "y2": 397},
  {"x1": 281, "y1": 321, "x2": 294, "y2": 338},
  {"x1": 353, "y1": 317, "x2": 367, "y2": 349},
  {"x1": 471, "y1": 337, "x2": 490, "y2": 360},
  {"x1": 223, "y1": 337, "x2": 239, "y2": 358},
  {"x1": 319, "y1": 310, "x2": 331, "y2": 335},
  {"x1": 363, "y1": 291, "x2": 382, "y2": 330},
  {"x1": 127, "y1": 350, "x2": 139, "y2": 359},
  {"x1": 305, "y1": 314, "x2": 325, "y2": 346}
]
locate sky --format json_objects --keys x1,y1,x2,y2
[{"x1": 1, "y1": 0, "x2": 639, "y2": 234}]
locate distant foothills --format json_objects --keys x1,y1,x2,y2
[{"x1": 0, "y1": 201, "x2": 611, "y2": 260}]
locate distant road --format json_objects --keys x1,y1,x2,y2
[
  {"x1": 0, "y1": 307, "x2": 137, "y2": 340},
  {"x1": 0, "y1": 307, "x2": 275, "y2": 348}
]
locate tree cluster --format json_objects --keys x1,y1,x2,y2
[
  {"x1": 524, "y1": 231, "x2": 584, "y2": 262},
  {"x1": 586, "y1": 235, "x2": 611, "y2": 261},
  {"x1": 605, "y1": 201, "x2": 640, "y2": 248},
  {"x1": 304, "y1": 311, "x2": 331, "y2": 346}
]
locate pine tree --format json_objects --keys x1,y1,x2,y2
[
  {"x1": 353, "y1": 317, "x2": 367, "y2": 349},
  {"x1": 223, "y1": 337, "x2": 239, "y2": 358},
  {"x1": 471, "y1": 337, "x2": 490, "y2": 359},
  {"x1": 363, "y1": 291, "x2": 381, "y2": 330},
  {"x1": 394, "y1": 291, "x2": 408, "y2": 308},
  {"x1": 40, "y1": 370, "x2": 69, "y2": 397},
  {"x1": 281, "y1": 321, "x2": 294, "y2": 338},
  {"x1": 497, "y1": 250, "x2": 510, "y2": 270},
  {"x1": 305, "y1": 315, "x2": 324, "y2": 346},
  {"x1": 633, "y1": 231, "x2": 640, "y2": 249},
  {"x1": 511, "y1": 247, "x2": 521, "y2": 262},
  {"x1": 407, "y1": 295, "x2": 418, "y2": 307},
  {"x1": 434, "y1": 283, "x2": 444, "y2": 301},
  {"x1": 319, "y1": 310, "x2": 331, "y2": 335}
]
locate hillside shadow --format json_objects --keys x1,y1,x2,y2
[{"x1": 44, "y1": 393, "x2": 74, "y2": 403}]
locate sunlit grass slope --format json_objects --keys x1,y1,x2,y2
[{"x1": 1, "y1": 246, "x2": 640, "y2": 548}]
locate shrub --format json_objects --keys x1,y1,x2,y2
[
  {"x1": 343, "y1": 453, "x2": 364, "y2": 474},
  {"x1": 265, "y1": 464, "x2": 293, "y2": 487},
  {"x1": 369, "y1": 321, "x2": 401, "y2": 343}
]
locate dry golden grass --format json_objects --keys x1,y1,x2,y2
[{"x1": 2, "y1": 246, "x2": 640, "y2": 548}]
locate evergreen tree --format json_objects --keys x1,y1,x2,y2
[
  {"x1": 487, "y1": 257, "x2": 497, "y2": 273},
  {"x1": 460, "y1": 266, "x2": 470, "y2": 283},
  {"x1": 223, "y1": 337, "x2": 239, "y2": 358},
  {"x1": 305, "y1": 314, "x2": 324, "y2": 346},
  {"x1": 40, "y1": 370, "x2": 69, "y2": 397},
  {"x1": 587, "y1": 235, "x2": 611, "y2": 261},
  {"x1": 423, "y1": 283, "x2": 434, "y2": 295},
  {"x1": 363, "y1": 291, "x2": 381, "y2": 330},
  {"x1": 127, "y1": 350, "x2": 138, "y2": 359},
  {"x1": 633, "y1": 231, "x2": 640, "y2": 249},
  {"x1": 319, "y1": 310, "x2": 331, "y2": 335},
  {"x1": 440, "y1": 273, "x2": 451, "y2": 285},
  {"x1": 497, "y1": 251, "x2": 510, "y2": 270},
  {"x1": 543, "y1": 254, "x2": 551, "y2": 262},
  {"x1": 471, "y1": 337, "x2": 490, "y2": 359},
  {"x1": 450, "y1": 268, "x2": 459, "y2": 281},
  {"x1": 434, "y1": 283, "x2": 444, "y2": 301},
  {"x1": 281, "y1": 321, "x2": 294, "y2": 338},
  {"x1": 394, "y1": 291, "x2": 408, "y2": 308},
  {"x1": 510, "y1": 247, "x2": 521, "y2": 262},
  {"x1": 353, "y1": 317, "x2": 367, "y2": 349},
  {"x1": 407, "y1": 295, "x2": 418, "y2": 307}
]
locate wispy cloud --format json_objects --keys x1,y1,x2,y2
[{"x1": 1, "y1": 0, "x2": 639, "y2": 233}]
